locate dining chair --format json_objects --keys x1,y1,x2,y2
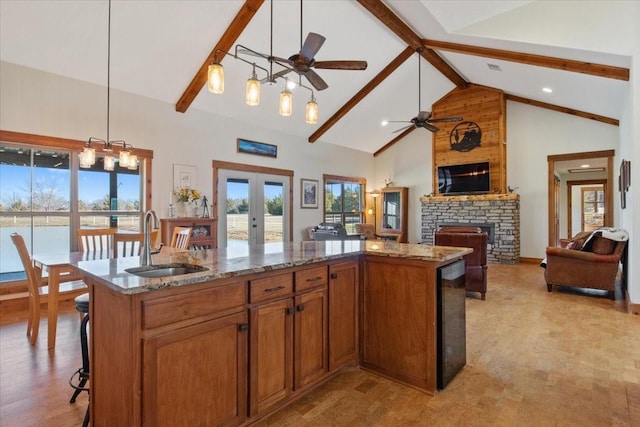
[
  {"x1": 170, "y1": 227, "x2": 192, "y2": 249},
  {"x1": 77, "y1": 227, "x2": 116, "y2": 252},
  {"x1": 10, "y1": 233, "x2": 87, "y2": 345},
  {"x1": 113, "y1": 230, "x2": 159, "y2": 257}
]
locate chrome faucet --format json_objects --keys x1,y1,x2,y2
[{"x1": 141, "y1": 209, "x2": 159, "y2": 266}]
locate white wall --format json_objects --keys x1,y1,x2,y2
[{"x1": 0, "y1": 62, "x2": 374, "y2": 240}]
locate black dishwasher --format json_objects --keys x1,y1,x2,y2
[{"x1": 437, "y1": 259, "x2": 466, "y2": 389}]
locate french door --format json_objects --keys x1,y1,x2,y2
[{"x1": 217, "y1": 169, "x2": 290, "y2": 248}]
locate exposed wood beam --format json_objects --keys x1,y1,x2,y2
[
  {"x1": 423, "y1": 39, "x2": 629, "y2": 81},
  {"x1": 357, "y1": 0, "x2": 467, "y2": 89},
  {"x1": 308, "y1": 46, "x2": 415, "y2": 143},
  {"x1": 506, "y1": 94, "x2": 619, "y2": 126},
  {"x1": 373, "y1": 126, "x2": 416, "y2": 157},
  {"x1": 175, "y1": 0, "x2": 264, "y2": 113}
]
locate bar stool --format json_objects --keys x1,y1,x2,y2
[{"x1": 69, "y1": 292, "x2": 90, "y2": 427}]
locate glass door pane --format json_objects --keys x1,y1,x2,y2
[
  {"x1": 263, "y1": 181, "x2": 284, "y2": 244},
  {"x1": 225, "y1": 178, "x2": 250, "y2": 248}
]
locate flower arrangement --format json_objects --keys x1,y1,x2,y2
[{"x1": 175, "y1": 187, "x2": 201, "y2": 204}]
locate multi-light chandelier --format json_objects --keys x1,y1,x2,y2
[
  {"x1": 80, "y1": 0, "x2": 137, "y2": 171},
  {"x1": 206, "y1": 1, "x2": 319, "y2": 124}
]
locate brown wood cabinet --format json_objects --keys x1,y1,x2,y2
[
  {"x1": 160, "y1": 217, "x2": 217, "y2": 249},
  {"x1": 249, "y1": 267, "x2": 328, "y2": 417},
  {"x1": 328, "y1": 260, "x2": 359, "y2": 371}
]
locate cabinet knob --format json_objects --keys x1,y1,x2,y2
[
  {"x1": 296, "y1": 304, "x2": 305, "y2": 312},
  {"x1": 286, "y1": 307, "x2": 295, "y2": 315},
  {"x1": 238, "y1": 323, "x2": 249, "y2": 332},
  {"x1": 330, "y1": 273, "x2": 338, "y2": 279}
]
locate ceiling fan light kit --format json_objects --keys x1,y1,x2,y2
[{"x1": 81, "y1": 0, "x2": 138, "y2": 172}]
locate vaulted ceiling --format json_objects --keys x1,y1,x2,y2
[{"x1": 0, "y1": 1, "x2": 632, "y2": 155}]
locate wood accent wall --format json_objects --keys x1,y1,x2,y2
[{"x1": 431, "y1": 84, "x2": 507, "y2": 194}]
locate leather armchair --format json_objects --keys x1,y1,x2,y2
[
  {"x1": 544, "y1": 235, "x2": 626, "y2": 297},
  {"x1": 435, "y1": 226, "x2": 488, "y2": 300}
]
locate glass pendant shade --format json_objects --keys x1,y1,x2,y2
[
  {"x1": 79, "y1": 146, "x2": 96, "y2": 168},
  {"x1": 127, "y1": 153, "x2": 138, "y2": 170},
  {"x1": 245, "y1": 75, "x2": 261, "y2": 106},
  {"x1": 103, "y1": 155, "x2": 115, "y2": 171},
  {"x1": 207, "y1": 63, "x2": 224, "y2": 94},
  {"x1": 279, "y1": 89, "x2": 293, "y2": 117},
  {"x1": 305, "y1": 97, "x2": 318, "y2": 124},
  {"x1": 119, "y1": 149, "x2": 131, "y2": 168}
]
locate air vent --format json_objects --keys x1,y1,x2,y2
[{"x1": 487, "y1": 63, "x2": 502, "y2": 71}]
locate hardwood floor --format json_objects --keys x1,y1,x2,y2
[{"x1": 1, "y1": 264, "x2": 638, "y2": 426}]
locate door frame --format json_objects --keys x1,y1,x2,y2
[
  {"x1": 212, "y1": 160, "x2": 294, "y2": 246},
  {"x1": 547, "y1": 150, "x2": 614, "y2": 247},
  {"x1": 567, "y1": 180, "x2": 607, "y2": 236}
]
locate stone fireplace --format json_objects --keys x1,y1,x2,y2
[{"x1": 421, "y1": 194, "x2": 520, "y2": 264}]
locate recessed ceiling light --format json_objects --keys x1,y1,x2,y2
[
  {"x1": 542, "y1": 87, "x2": 553, "y2": 93},
  {"x1": 381, "y1": 120, "x2": 389, "y2": 126},
  {"x1": 286, "y1": 80, "x2": 296, "y2": 90},
  {"x1": 581, "y1": 164, "x2": 590, "y2": 168},
  {"x1": 487, "y1": 63, "x2": 501, "y2": 71}
]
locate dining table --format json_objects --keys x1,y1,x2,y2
[
  {"x1": 31, "y1": 250, "x2": 112, "y2": 349},
  {"x1": 32, "y1": 246, "x2": 183, "y2": 349}
]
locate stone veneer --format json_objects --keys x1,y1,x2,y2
[{"x1": 421, "y1": 194, "x2": 520, "y2": 264}]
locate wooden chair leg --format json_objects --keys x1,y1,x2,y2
[{"x1": 546, "y1": 284, "x2": 553, "y2": 292}]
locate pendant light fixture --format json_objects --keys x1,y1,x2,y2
[
  {"x1": 279, "y1": 79, "x2": 293, "y2": 117},
  {"x1": 305, "y1": 93, "x2": 318, "y2": 124},
  {"x1": 80, "y1": 0, "x2": 137, "y2": 171},
  {"x1": 208, "y1": 54, "x2": 224, "y2": 94},
  {"x1": 245, "y1": 64, "x2": 260, "y2": 106}
]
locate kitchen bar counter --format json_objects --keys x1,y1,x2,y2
[
  {"x1": 73, "y1": 241, "x2": 471, "y2": 426},
  {"x1": 74, "y1": 240, "x2": 471, "y2": 294}
]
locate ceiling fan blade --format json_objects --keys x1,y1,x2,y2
[
  {"x1": 424, "y1": 123, "x2": 440, "y2": 132},
  {"x1": 303, "y1": 69, "x2": 329, "y2": 91},
  {"x1": 300, "y1": 32, "x2": 326, "y2": 60},
  {"x1": 236, "y1": 48, "x2": 269, "y2": 59},
  {"x1": 417, "y1": 111, "x2": 431, "y2": 121},
  {"x1": 392, "y1": 124, "x2": 414, "y2": 134},
  {"x1": 428, "y1": 116, "x2": 463, "y2": 123},
  {"x1": 386, "y1": 120, "x2": 412, "y2": 123},
  {"x1": 313, "y1": 60, "x2": 368, "y2": 70}
]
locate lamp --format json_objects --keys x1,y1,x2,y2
[
  {"x1": 81, "y1": 0, "x2": 137, "y2": 172},
  {"x1": 245, "y1": 64, "x2": 260, "y2": 106},
  {"x1": 208, "y1": 55, "x2": 224, "y2": 94},
  {"x1": 305, "y1": 93, "x2": 319, "y2": 124},
  {"x1": 279, "y1": 82, "x2": 293, "y2": 117}
]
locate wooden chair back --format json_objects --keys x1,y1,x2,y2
[
  {"x1": 10, "y1": 232, "x2": 87, "y2": 345},
  {"x1": 113, "y1": 230, "x2": 159, "y2": 257},
  {"x1": 78, "y1": 228, "x2": 116, "y2": 252},
  {"x1": 170, "y1": 227, "x2": 192, "y2": 250}
]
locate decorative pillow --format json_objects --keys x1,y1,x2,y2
[{"x1": 591, "y1": 236, "x2": 616, "y2": 255}]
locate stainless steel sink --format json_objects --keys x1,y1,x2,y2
[{"x1": 125, "y1": 263, "x2": 208, "y2": 278}]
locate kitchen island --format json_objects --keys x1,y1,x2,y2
[{"x1": 74, "y1": 240, "x2": 471, "y2": 426}]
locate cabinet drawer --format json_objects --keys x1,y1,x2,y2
[
  {"x1": 250, "y1": 273, "x2": 293, "y2": 304},
  {"x1": 142, "y1": 281, "x2": 246, "y2": 329},
  {"x1": 295, "y1": 266, "x2": 328, "y2": 292}
]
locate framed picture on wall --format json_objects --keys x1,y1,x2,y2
[
  {"x1": 237, "y1": 138, "x2": 277, "y2": 158},
  {"x1": 301, "y1": 179, "x2": 319, "y2": 209}
]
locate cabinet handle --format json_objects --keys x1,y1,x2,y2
[
  {"x1": 296, "y1": 304, "x2": 305, "y2": 312},
  {"x1": 238, "y1": 323, "x2": 249, "y2": 332},
  {"x1": 286, "y1": 307, "x2": 295, "y2": 315},
  {"x1": 264, "y1": 285, "x2": 285, "y2": 292},
  {"x1": 306, "y1": 276, "x2": 323, "y2": 282},
  {"x1": 330, "y1": 273, "x2": 338, "y2": 279}
]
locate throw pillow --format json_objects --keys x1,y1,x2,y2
[
  {"x1": 591, "y1": 236, "x2": 616, "y2": 255},
  {"x1": 569, "y1": 231, "x2": 591, "y2": 250}
]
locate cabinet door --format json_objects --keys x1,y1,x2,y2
[
  {"x1": 249, "y1": 298, "x2": 293, "y2": 416},
  {"x1": 142, "y1": 311, "x2": 247, "y2": 427},
  {"x1": 328, "y1": 260, "x2": 359, "y2": 371},
  {"x1": 294, "y1": 288, "x2": 328, "y2": 389}
]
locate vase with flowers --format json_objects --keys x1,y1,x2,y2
[{"x1": 175, "y1": 187, "x2": 201, "y2": 217}]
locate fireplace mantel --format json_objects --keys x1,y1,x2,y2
[{"x1": 420, "y1": 193, "x2": 519, "y2": 203}]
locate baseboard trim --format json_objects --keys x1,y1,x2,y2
[
  {"x1": 519, "y1": 257, "x2": 543, "y2": 264},
  {"x1": 625, "y1": 290, "x2": 640, "y2": 315}
]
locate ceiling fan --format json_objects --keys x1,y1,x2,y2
[
  {"x1": 242, "y1": 0, "x2": 367, "y2": 91},
  {"x1": 387, "y1": 49, "x2": 462, "y2": 133}
]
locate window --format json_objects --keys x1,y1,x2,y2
[
  {"x1": 0, "y1": 131, "x2": 152, "y2": 283},
  {"x1": 323, "y1": 174, "x2": 365, "y2": 234},
  {"x1": 581, "y1": 186, "x2": 604, "y2": 231}
]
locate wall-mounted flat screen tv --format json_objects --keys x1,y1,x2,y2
[{"x1": 438, "y1": 161, "x2": 490, "y2": 195}]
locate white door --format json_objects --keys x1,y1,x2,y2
[{"x1": 217, "y1": 170, "x2": 289, "y2": 248}]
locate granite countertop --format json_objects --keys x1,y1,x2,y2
[{"x1": 73, "y1": 240, "x2": 471, "y2": 295}]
